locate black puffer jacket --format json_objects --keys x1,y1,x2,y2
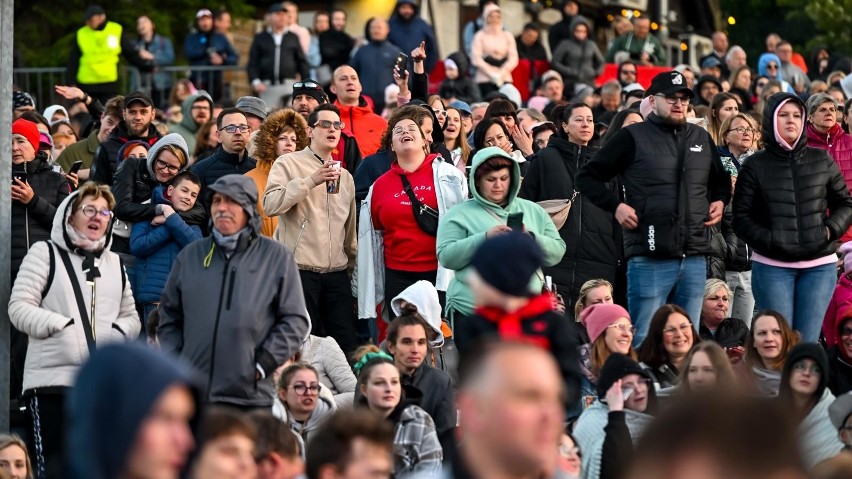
[
  {"x1": 11, "y1": 155, "x2": 70, "y2": 277},
  {"x1": 519, "y1": 136, "x2": 619, "y2": 312},
  {"x1": 722, "y1": 205, "x2": 750, "y2": 272},
  {"x1": 90, "y1": 122, "x2": 161, "y2": 187},
  {"x1": 733, "y1": 93, "x2": 852, "y2": 261},
  {"x1": 112, "y1": 157, "x2": 206, "y2": 225}
]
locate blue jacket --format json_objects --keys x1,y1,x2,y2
[
  {"x1": 130, "y1": 186, "x2": 202, "y2": 303},
  {"x1": 351, "y1": 40, "x2": 401, "y2": 109},
  {"x1": 388, "y1": 0, "x2": 439, "y2": 73},
  {"x1": 131, "y1": 33, "x2": 175, "y2": 91},
  {"x1": 184, "y1": 30, "x2": 238, "y2": 66}
]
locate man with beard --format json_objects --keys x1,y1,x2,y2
[
  {"x1": 577, "y1": 71, "x2": 731, "y2": 346},
  {"x1": 291, "y1": 80, "x2": 361, "y2": 174},
  {"x1": 169, "y1": 91, "x2": 213, "y2": 153},
  {"x1": 91, "y1": 91, "x2": 161, "y2": 186},
  {"x1": 191, "y1": 108, "x2": 257, "y2": 206}
]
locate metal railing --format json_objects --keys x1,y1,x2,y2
[{"x1": 13, "y1": 65, "x2": 249, "y2": 110}]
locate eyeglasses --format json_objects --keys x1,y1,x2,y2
[
  {"x1": 728, "y1": 127, "x2": 757, "y2": 135},
  {"x1": 608, "y1": 323, "x2": 636, "y2": 335},
  {"x1": 663, "y1": 323, "x2": 692, "y2": 336},
  {"x1": 621, "y1": 70, "x2": 637, "y2": 75},
  {"x1": 792, "y1": 361, "x2": 822, "y2": 375},
  {"x1": 219, "y1": 124, "x2": 250, "y2": 134},
  {"x1": 656, "y1": 95, "x2": 690, "y2": 105},
  {"x1": 558, "y1": 444, "x2": 582, "y2": 458},
  {"x1": 393, "y1": 125, "x2": 420, "y2": 136},
  {"x1": 766, "y1": 64, "x2": 779, "y2": 70},
  {"x1": 293, "y1": 80, "x2": 322, "y2": 90},
  {"x1": 155, "y1": 159, "x2": 180, "y2": 174},
  {"x1": 289, "y1": 383, "x2": 322, "y2": 395},
  {"x1": 433, "y1": 109, "x2": 447, "y2": 118},
  {"x1": 313, "y1": 120, "x2": 345, "y2": 130},
  {"x1": 840, "y1": 327, "x2": 852, "y2": 337},
  {"x1": 78, "y1": 205, "x2": 113, "y2": 219}
]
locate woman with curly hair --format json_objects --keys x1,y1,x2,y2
[{"x1": 246, "y1": 108, "x2": 309, "y2": 237}]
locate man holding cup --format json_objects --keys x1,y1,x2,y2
[{"x1": 263, "y1": 103, "x2": 359, "y2": 354}]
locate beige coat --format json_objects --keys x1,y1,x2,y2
[
  {"x1": 263, "y1": 147, "x2": 357, "y2": 274},
  {"x1": 471, "y1": 27, "x2": 519, "y2": 85}
]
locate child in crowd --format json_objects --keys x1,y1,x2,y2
[{"x1": 130, "y1": 171, "x2": 203, "y2": 326}]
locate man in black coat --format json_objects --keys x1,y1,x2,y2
[
  {"x1": 247, "y1": 3, "x2": 309, "y2": 109},
  {"x1": 90, "y1": 91, "x2": 161, "y2": 187},
  {"x1": 577, "y1": 70, "x2": 731, "y2": 346},
  {"x1": 191, "y1": 107, "x2": 257, "y2": 208}
]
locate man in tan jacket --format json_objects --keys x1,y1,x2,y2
[{"x1": 264, "y1": 103, "x2": 359, "y2": 353}]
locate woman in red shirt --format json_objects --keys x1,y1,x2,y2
[{"x1": 357, "y1": 106, "x2": 467, "y2": 320}]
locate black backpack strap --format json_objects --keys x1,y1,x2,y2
[
  {"x1": 42, "y1": 241, "x2": 56, "y2": 300},
  {"x1": 56, "y1": 249, "x2": 97, "y2": 354},
  {"x1": 117, "y1": 254, "x2": 126, "y2": 292}
]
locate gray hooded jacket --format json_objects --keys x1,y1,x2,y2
[
  {"x1": 158, "y1": 174, "x2": 310, "y2": 406},
  {"x1": 551, "y1": 16, "x2": 605, "y2": 86},
  {"x1": 168, "y1": 91, "x2": 213, "y2": 154}
]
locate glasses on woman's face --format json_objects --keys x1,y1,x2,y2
[
  {"x1": 78, "y1": 204, "x2": 113, "y2": 219},
  {"x1": 766, "y1": 64, "x2": 778, "y2": 71},
  {"x1": 663, "y1": 323, "x2": 692, "y2": 336},
  {"x1": 433, "y1": 109, "x2": 447, "y2": 118},
  {"x1": 289, "y1": 383, "x2": 322, "y2": 395},
  {"x1": 155, "y1": 159, "x2": 180, "y2": 174},
  {"x1": 792, "y1": 361, "x2": 821, "y2": 375},
  {"x1": 608, "y1": 323, "x2": 636, "y2": 335},
  {"x1": 558, "y1": 444, "x2": 581, "y2": 458},
  {"x1": 393, "y1": 125, "x2": 420, "y2": 136},
  {"x1": 728, "y1": 127, "x2": 757, "y2": 135}
]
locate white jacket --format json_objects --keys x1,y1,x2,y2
[
  {"x1": 300, "y1": 335, "x2": 357, "y2": 408},
  {"x1": 356, "y1": 157, "x2": 467, "y2": 319},
  {"x1": 9, "y1": 191, "x2": 140, "y2": 392}
]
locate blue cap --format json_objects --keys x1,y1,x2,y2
[{"x1": 449, "y1": 100, "x2": 472, "y2": 116}]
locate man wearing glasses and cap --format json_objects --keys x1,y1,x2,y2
[
  {"x1": 248, "y1": 3, "x2": 310, "y2": 110},
  {"x1": 66, "y1": 5, "x2": 151, "y2": 104},
  {"x1": 577, "y1": 70, "x2": 731, "y2": 347},
  {"x1": 291, "y1": 79, "x2": 362, "y2": 174},
  {"x1": 184, "y1": 8, "x2": 238, "y2": 101}
]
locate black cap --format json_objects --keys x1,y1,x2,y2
[
  {"x1": 471, "y1": 232, "x2": 544, "y2": 298},
  {"x1": 268, "y1": 3, "x2": 284, "y2": 13},
  {"x1": 596, "y1": 353, "x2": 653, "y2": 398},
  {"x1": 84, "y1": 5, "x2": 105, "y2": 21},
  {"x1": 647, "y1": 70, "x2": 694, "y2": 98},
  {"x1": 123, "y1": 91, "x2": 154, "y2": 109},
  {"x1": 292, "y1": 79, "x2": 328, "y2": 103}
]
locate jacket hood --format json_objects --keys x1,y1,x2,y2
[
  {"x1": 207, "y1": 174, "x2": 262, "y2": 234},
  {"x1": 66, "y1": 342, "x2": 202, "y2": 479},
  {"x1": 43, "y1": 104, "x2": 69, "y2": 122},
  {"x1": 569, "y1": 16, "x2": 591, "y2": 41},
  {"x1": 806, "y1": 122, "x2": 845, "y2": 146},
  {"x1": 146, "y1": 133, "x2": 191, "y2": 180},
  {"x1": 761, "y1": 92, "x2": 807, "y2": 155},
  {"x1": 390, "y1": 280, "x2": 445, "y2": 347},
  {"x1": 447, "y1": 51, "x2": 470, "y2": 75},
  {"x1": 116, "y1": 139, "x2": 150, "y2": 164},
  {"x1": 179, "y1": 91, "x2": 213, "y2": 131},
  {"x1": 51, "y1": 189, "x2": 115, "y2": 253},
  {"x1": 392, "y1": 0, "x2": 420, "y2": 20},
  {"x1": 779, "y1": 343, "x2": 829, "y2": 404},
  {"x1": 469, "y1": 146, "x2": 521, "y2": 209},
  {"x1": 758, "y1": 53, "x2": 785, "y2": 80}
]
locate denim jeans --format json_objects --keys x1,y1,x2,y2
[
  {"x1": 627, "y1": 255, "x2": 706, "y2": 347},
  {"x1": 725, "y1": 270, "x2": 755, "y2": 324},
  {"x1": 751, "y1": 261, "x2": 836, "y2": 343}
]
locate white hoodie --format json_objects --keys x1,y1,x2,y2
[{"x1": 391, "y1": 280, "x2": 445, "y2": 348}]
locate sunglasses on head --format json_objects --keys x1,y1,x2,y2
[{"x1": 294, "y1": 81, "x2": 322, "y2": 90}]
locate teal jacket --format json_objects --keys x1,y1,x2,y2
[{"x1": 436, "y1": 147, "x2": 566, "y2": 318}]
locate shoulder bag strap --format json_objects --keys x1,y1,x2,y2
[
  {"x1": 399, "y1": 174, "x2": 437, "y2": 215},
  {"x1": 56, "y1": 248, "x2": 97, "y2": 354}
]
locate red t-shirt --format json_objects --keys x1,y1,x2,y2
[{"x1": 371, "y1": 155, "x2": 439, "y2": 272}]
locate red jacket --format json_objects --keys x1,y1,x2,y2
[
  {"x1": 823, "y1": 273, "x2": 852, "y2": 347},
  {"x1": 334, "y1": 98, "x2": 387, "y2": 158},
  {"x1": 807, "y1": 123, "x2": 852, "y2": 241}
]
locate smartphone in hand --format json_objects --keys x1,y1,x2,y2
[
  {"x1": 395, "y1": 53, "x2": 409, "y2": 74},
  {"x1": 68, "y1": 160, "x2": 83, "y2": 175},
  {"x1": 507, "y1": 212, "x2": 524, "y2": 231}
]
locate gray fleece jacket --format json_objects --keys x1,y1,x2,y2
[{"x1": 158, "y1": 174, "x2": 310, "y2": 406}]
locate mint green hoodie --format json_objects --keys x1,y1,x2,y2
[{"x1": 436, "y1": 147, "x2": 566, "y2": 318}]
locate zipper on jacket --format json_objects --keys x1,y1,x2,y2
[
  {"x1": 790, "y1": 152, "x2": 805, "y2": 242},
  {"x1": 226, "y1": 267, "x2": 236, "y2": 310},
  {"x1": 571, "y1": 146, "x2": 583, "y2": 294},
  {"x1": 207, "y1": 255, "x2": 231, "y2": 401},
  {"x1": 674, "y1": 129, "x2": 687, "y2": 257},
  {"x1": 294, "y1": 218, "x2": 308, "y2": 254},
  {"x1": 25, "y1": 209, "x2": 30, "y2": 249}
]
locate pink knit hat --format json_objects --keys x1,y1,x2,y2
[{"x1": 581, "y1": 303, "x2": 631, "y2": 343}]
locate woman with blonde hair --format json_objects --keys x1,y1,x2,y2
[
  {"x1": 574, "y1": 279, "x2": 615, "y2": 344},
  {"x1": 678, "y1": 342, "x2": 737, "y2": 394},
  {"x1": 247, "y1": 108, "x2": 308, "y2": 237},
  {"x1": 0, "y1": 434, "x2": 33, "y2": 479}
]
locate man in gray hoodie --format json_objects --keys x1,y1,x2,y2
[
  {"x1": 169, "y1": 91, "x2": 213, "y2": 153},
  {"x1": 158, "y1": 174, "x2": 310, "y2": 408}
]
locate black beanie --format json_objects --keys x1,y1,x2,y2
[
  {"x1": 779, "y1": 343, "x2": 829, "y2": 401},
  {"x1": 471, "y1": 232, "x2": 543, "y2": 298},
  {"x1": 596, "y1": 353, "x2": 653, "y2": 398}
]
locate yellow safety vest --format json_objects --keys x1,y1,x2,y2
[{"x1": 76, "y1": 21, "x2": 123, "y2": 84}]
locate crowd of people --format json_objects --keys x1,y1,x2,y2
[{"x1": 7, "y1": 0, "x2": 852, "y2": 478}]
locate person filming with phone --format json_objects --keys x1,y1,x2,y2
[{"x1": 436, "y1": 146, "x2": 566, "y2": 329}]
